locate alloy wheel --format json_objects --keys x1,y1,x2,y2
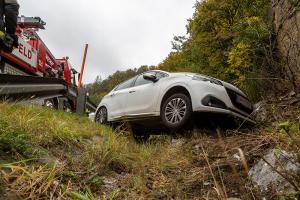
[
  {"x1": 164, "y1": 98, "x2": 187, "y2": 124},
  {"x1": 98, "y1": 107, "x2": 107, "y2": 124},
  {"x1": 44, "y1": 100, "x2": 54, "y2": 109}
]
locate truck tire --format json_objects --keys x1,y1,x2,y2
[
  {"x1": 161, "y1": 93, "x2": 192, "y2": 130},
  {"x1": 64, "y1": 101, "x2": 72, "y2": 113},
  {"x1": 44, "y1": 99, "x2": 57, "y2": 109}
]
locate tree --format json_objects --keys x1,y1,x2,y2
[{"x1": 159, "y1": 0, "x2": 273, "y2": 100}]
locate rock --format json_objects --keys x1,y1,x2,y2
[
  {"x1": 288, "y1": 91, "x2": 296, "y2": 98},
  {"x1": 249, "y1": 149, "x2": 300, "y2": 194},
  {"x1": 253, "y1": 101, "x2": 268, "y2": 122},
  {"x1": 194, "y1": 144, "x2": 201, "y2": 151},
  {"x1": 203, "y1": 181, "x2": 211, "y2": 186},
  {"x1": 233, "y1": 153, "x2": 241, "y2": 161},
  {"x1": 0, "y1": 189, "x2": 21, "y2": 200},
  {"x1": 171, "y1": 139, "x2": 184, "y2": 147},
  {"x1": 102, "y1": 177, "x2": 117, "y2": 190},
  {"x1": 82, "y1": 136, "x2": 102, "y2": 144}
]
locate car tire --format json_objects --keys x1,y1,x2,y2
[
  {"x1": 161, "y1": 93, "x2": 192, "y2": 130},
  {"x1": 95, "y1": 107, "x2": 108, "y2": 125}
]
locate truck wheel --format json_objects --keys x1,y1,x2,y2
[
  {"x1": 44, "y1": 99, "x2": 56, "y2": 109},
  {"x1": 161, "y1": 93, "x2": 192, "y2": 130},
  {"x1": 95, "y1": 107, "x2": 108, "y2": 125},
  {"x1": 64, "y1": 101, "x2": 72, "y2": 113}
]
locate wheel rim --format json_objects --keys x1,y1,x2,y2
[
  {"x1": 164, "y1": 98, "x2": 187, "y2": 124},
  {"x1": 98, "y1": 108, "x2": 107, "y2": 123},
  {"x1": 65, "y1": 107, "x2": 72, "y2": 113},
  {"x1": 45, "y1": 101, "x2": 54, "y2": 108}
]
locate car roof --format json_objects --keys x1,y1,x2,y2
[{"x1": 146, "y1": 70, "x2": 170, "y2": 74}]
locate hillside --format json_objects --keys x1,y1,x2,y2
[
  {"x1": 0, "y1": 100, "x2": 299, "y2": 199},
  {"x1": 1, "y1": 0, "x2": 300, "y2": 199}
]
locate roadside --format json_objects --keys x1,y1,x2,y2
[{"x1": 0, "y1": 97, "x2": 299, "y2": 199}]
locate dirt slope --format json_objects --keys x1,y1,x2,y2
[{"x1": 0, "y1": 100, "x2": 299, "y2": 199}]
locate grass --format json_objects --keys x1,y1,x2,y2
[
  {"x1": 0, "y1": 102, "x2": 187, "y2": 199},
  {"x1": 0, "y1": 101, "x2": 299, "y2": 199}
]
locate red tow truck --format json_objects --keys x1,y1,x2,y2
[{"x1": 0, "y1": 16, "x2": 96, "y2": 114}]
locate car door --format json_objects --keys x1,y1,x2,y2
[
  {"x1": 108, "y1": 77, "x2": 136, "y2": 120},
  {"x1": 122, "y1": 72, "x2": 162, "y2": 116}
]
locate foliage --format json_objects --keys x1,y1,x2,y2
[
  {"x1": 86, "y1": 0, "x2": 280, "y2": 102},
  {"x1": 159, "y1": 0, "x2": 274, "y2": 100}
]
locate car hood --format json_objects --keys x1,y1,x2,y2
[{"x1": 171, "y1": 72, "x2": 247, "y2": 98}]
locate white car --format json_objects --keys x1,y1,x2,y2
[{"x1": 95, "y1": 70, "x2": 254, "y2": 135}]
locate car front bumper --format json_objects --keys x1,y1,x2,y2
[{"x1": 189, "y1": 81, "x2": 255, "y2": 124}]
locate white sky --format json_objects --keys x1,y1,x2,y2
[{"x1": 19, "y1": 0, "x2": 195, "y2": 83}]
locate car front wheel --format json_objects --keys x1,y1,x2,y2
[
  {"x1": 95, "y1": 107, "x2": 108, "y2": 125},
  {"x1": 161, "y1": 93, "x2": 192, "y2": 130}
]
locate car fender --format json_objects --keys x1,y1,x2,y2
[
  {"x1": 95, "y1": 99, "x2": 111, "y2": 120},
  {"x1": 155, "y1": 80, "x2": 193, "y2": 113}
]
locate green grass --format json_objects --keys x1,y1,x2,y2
[
  {"x1": 0, "y1": 102, "x2": 186, "y2": 199},
  {"x1": 0, "y1": 102, "x2": 299, "y2": 199}
]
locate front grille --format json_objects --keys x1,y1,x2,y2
[{"x1": 225, "y1": 88, "x2": 253, "y2": 115}]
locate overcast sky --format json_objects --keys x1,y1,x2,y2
[{"x1": 19, "y1": 0, "x2": 195, "y2": 83}]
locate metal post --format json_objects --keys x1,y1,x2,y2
[
  {"x1": 76, "y1": 87, "x2": 87, "y2": 115},
  {"x1": 78, "y1": 44, "x2": 89, "y2": 88}
]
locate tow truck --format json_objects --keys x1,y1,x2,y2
[{"x1": 0, "y1": 16, "x2": 96, "y2": 114}]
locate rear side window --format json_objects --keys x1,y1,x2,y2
[{"x1": 115, "y1": 77, "x2": 136, "y2": 91}]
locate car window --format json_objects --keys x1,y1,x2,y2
[
  {"x1": 115, "y1": 77, "x2": 136, "y2": 91},
  {"x1": 134, "y1": 72, "x2": 156, "y2": 87}
]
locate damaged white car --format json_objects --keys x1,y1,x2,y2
[{"x1": 95, "y1": 70, "x2": 255, "y2": 133}]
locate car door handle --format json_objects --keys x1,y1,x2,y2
[
  {"x1": 110, "y1": 93, "x2": 116, "y2": 97},
  {"x1": 129, "y1": 91, "x2": 136, "y2": 94}
]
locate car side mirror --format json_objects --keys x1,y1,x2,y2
[{"x1": 143, "y1": 73, "x2": 157, "y2": 82}]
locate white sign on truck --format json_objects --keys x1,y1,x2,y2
[{"x1": 12, "y1": 37, "x2": 37, "y2": 68}]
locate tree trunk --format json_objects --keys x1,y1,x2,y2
[{"x1": 273, "y1": 0, "x2": 300, "y2": 92}]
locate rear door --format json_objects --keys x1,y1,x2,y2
[{"x1": 108, "y1": 77, "x2": 136, "y2": 120}]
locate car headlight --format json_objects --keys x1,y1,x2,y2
[{"x1": 192, "y1": 75, "x2": 223, "y2": 86}]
